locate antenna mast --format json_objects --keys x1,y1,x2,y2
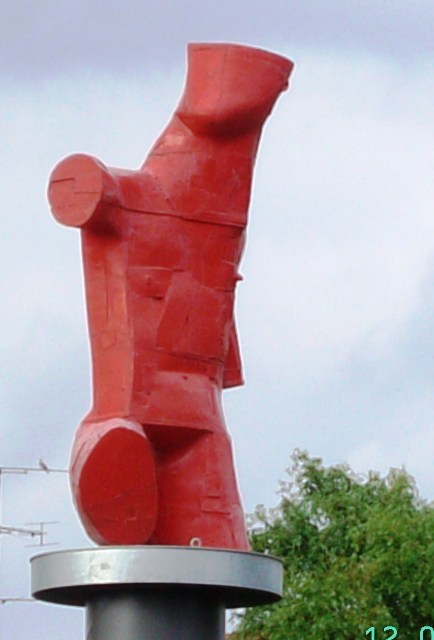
[{"x1": 0, "y1": 463, "x2": 67, "y2": 604}]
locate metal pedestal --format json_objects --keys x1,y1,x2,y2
[{"x1": 31, "y1": 547, "x2": 283, "y2": 640}]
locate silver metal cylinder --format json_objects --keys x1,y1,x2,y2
[{"x1": 31, "y1": 547, "x2": 283, "y2": 640}]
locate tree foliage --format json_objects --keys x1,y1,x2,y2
[{"x1": 233, "y1": 451, "x2": 434, "y2": 640}]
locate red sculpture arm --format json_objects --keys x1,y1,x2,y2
[
  {"x1": 48, "y1": 154, "x2": 124, "y2": 229},
  {"x1": 48, "y1": 43, "x2": 293, "y2": 549}
]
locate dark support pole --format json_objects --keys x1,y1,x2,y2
[{"x1": 86, "y1": 592, "x2": 225, "y2": 640}]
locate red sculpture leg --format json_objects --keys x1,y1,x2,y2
[
  {"x1": 48, "y1": 43, "x2": 294, "y2": 548},
  {"x1": 148, "y1": 429, "x2": 249, "y2": 550},
  {"x1": 70, "y1": 419, "x2": 158, "y2": 545}
]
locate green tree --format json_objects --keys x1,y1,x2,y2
[{"x1": 233, "y1": 451, "x2": 434, "y2": 640}]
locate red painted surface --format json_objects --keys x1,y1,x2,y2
[{"x1": 48, "y1": 43, "x2": 293, "y2": 548}]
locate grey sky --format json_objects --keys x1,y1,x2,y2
[
  {"x1": 1, "y1": 1, "x2": 433, "y2": 79},
  {"x1": 1, "y1": 1, "x2": 434, "y2": 637}
]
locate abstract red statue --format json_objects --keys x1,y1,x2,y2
[{"x1": 48, "y1": 43, "x2": 293, "y2": 549}]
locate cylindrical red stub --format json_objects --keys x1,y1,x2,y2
[{"x1": 48, "y1": 154, "x2": 120, "y2": 228}]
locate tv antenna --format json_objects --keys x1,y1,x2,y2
[{"x1": 0, "y1": 461, "x2": 68, "y2": 604}]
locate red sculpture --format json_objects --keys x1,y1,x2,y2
[{"x1": 48, "y1": 43, "x2": 293, "y2": 549}]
